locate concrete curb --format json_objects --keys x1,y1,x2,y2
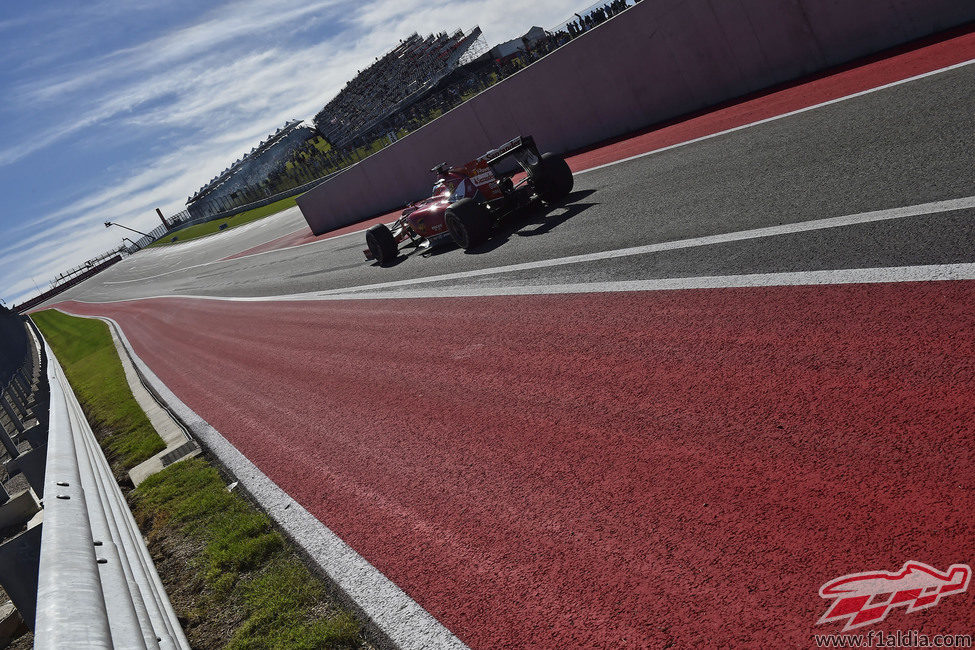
[{"x1": 105, "y1": 325, "x2": 199, "y2": 486}]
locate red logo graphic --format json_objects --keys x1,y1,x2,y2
[{"x1": 818, "y1": 561, "x2": 971, "y2": 631}]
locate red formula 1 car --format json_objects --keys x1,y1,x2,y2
[{"x1": 364, "y1": 135, "x2": 573, "y2": 264}]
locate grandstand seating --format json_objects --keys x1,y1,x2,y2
[{"x1": 313, "y1": 29, "x2": 482, "y2": 146}]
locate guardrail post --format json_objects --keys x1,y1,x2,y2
[
  {"x1": 0, "y1": 393, "x2": 25, "y2": 434},
  {"x1": 10, "y1": 374, "x2": 31, "y2": 405},
  {"x1": 0, "y1": 424, "x2": 19, "y2": 460},
  {"x1": 0, "y1": 523, "x2": 42, "y2": 630},
  {"x1": 6, "y1": 379, "x2": 29, "y2": 411},
  {"x1": 3, "y1": 388, "x2": 30, "y2": 422},
  {"x1": 17, "y1": 367, "x2": 35, "y2": 391}
]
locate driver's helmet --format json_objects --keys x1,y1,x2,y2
[{"x1": 433, "y1": 176, "x2": 460, "y2": 197}]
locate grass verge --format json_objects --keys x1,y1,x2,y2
[
  {"x1": 149, "y1": 195, "x2": 301, "y2": 248},
  {"x1": 31, "y1": 310, "x2": 164, "y2": 475},
  {"x1": 31, "y1": 309, "x2": 368, "y2": 649},
  {"x1": 135, "y1": 458, "x2": 363, "y2": 649}
]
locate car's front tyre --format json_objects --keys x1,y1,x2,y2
[
  {"x1": 366, "y1": 223, "x2": 397, "y2": 265},
  {"x1": 446, "y1": 198, "x2": 491, "y2": 250}
]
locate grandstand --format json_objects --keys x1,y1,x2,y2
[
  {"x1": 313, "y1": 28, "x2": 486, "y2": 147},
  {"x1": 185, "y1": 119, "x2": 317, "y2": 219}
]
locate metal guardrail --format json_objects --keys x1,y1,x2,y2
[{"x1": 33, "y1": 337, "x2": 188, "y2": 649}]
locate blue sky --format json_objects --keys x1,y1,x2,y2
[{"x1": 0, "y1": 0, "x2": 572, "y2": 305}]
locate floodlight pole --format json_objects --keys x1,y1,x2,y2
[{"x1": 104, "y1": 221, "x2": 150, "y2": 237}]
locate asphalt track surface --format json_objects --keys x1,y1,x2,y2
[{"x1": 44, "y1": 32, "x2": 975, "y2": 648}]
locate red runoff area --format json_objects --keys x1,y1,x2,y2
[
  {"x1": 56, "y1": 281, "x2": 975, "y2": 647},
  {"x1": 224, "y1": 28, "x2": 975, "y2": 262}
]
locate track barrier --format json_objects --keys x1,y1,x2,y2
[
  {"x1": 33, "y1": 333, "x2": 189, "y2": 649},
  {"x1": 0, "y1": 308, "x2": 187, "y2": 647}
]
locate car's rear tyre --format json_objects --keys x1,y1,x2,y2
[
  {"x1": 446, "y1": 198, "x2": 491, "y2": 250},
  {"x1": 366, "y1": 224, "x2": 397, "y2": 265},
  {"x1": 532, "y1": 152, "x2": 574, "y2": 204}
]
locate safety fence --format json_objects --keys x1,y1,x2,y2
[
  {"x1": 550, "y1": 0, "x2": 636, "y2": 36},
  {"x1": 32, "y1": 330, "x2": 189, "y2": 648},
  {"x1": 47, "y1": 248, "x2": 125, "y2": 291},
  {"x1": 14, "y1": 256, "x2": 123, "y2": 314}
]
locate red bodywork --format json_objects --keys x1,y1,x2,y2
[
  {"x1": 399, "y1": 158, "x2": 502, "y2": 239},
  {"x1": 363, "y1": 135, "x2": 541, "y2": 260}
]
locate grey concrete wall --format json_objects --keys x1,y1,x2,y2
[{"x1": 297, "y1": 0, "x2": 974, "y2": 235}]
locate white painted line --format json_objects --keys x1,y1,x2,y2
[
  {"x1": 148, "y1": 205, "x2": 305, "y2": 252},
  {"x1": 221, "y1": 222, "x2": 371, "y2": 263},
  {"x1": 106, "y1": 222, "x2": 377, "y2": 284},
  {"x1": 104, "y1": 260, "x2": 219, "y2": 284},
  {"x1": 55, "y1": 310, "x2": 469, "y2": 650},
  {"x1": 219, "y1": 225, "x2": 308, "y2": 260},
  {"x1": 574, "y1": 57, "x2": 975, "y2": 176},
  {"x1": 68, "y1": 264, "x2": 975, "y2": 304},
  {"x1": 306, "y1": 196, "x2": 975, "y2": 297},
  {"x1": 297, "y1": 263, "x2": 975, "y2": 300},
  {"x1": 69, "y1": 195, "x2": 975, "y2": 305}
]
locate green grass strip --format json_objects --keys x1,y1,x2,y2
[
  {"x1": 149, "y1": 195, "x2": 301, "y2": 248},
  {"x1": 135, "y1": 459, "x2": 362, "y2": 649},
  {"x1": 32, "y1": 310, "x2": 164, "y2": 474},
  {"x1": 31, "y1": 309, "x2": 364, "y2": 648}
]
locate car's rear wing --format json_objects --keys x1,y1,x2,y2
[{"x1": 486, "y1": 135, "x2": 542, "y2": 179}]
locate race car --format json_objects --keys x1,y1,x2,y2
[{"x1": 364, "y1": 135, "x2": 573, "y2": 264}]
